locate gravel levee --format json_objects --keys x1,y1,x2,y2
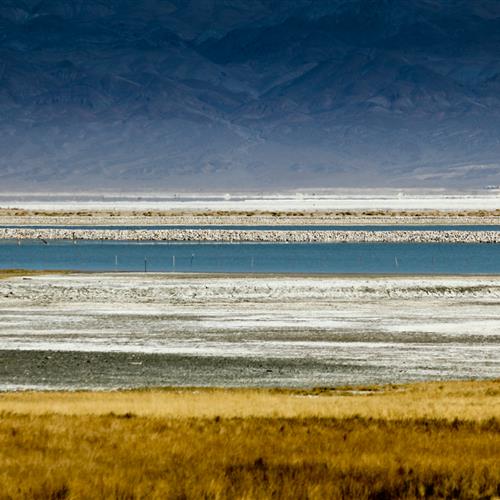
[{"x1": 0, "y1": 228, "x2": 499, "y2": 243}]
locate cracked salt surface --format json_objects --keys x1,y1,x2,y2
[{"x1": 0, "y1": 274, "x2": 499, "y2": 389}]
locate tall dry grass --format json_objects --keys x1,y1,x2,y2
[
  {"x1": 0, "y1": 415, "x2": 498, "y2": 499},
  {"x1": 0, "y1": 381, "x2": 498, "y2": 499}
]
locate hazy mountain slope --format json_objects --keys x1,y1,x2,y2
[{"x1": 0, "y1": 0, "x2": 499, "y2": 190}]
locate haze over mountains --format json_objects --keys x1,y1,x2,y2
[{"x1": 1, "y1": 0, "x2": 500, "y2": 191}]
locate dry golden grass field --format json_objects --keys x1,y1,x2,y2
[{"x1": 0, "y1": 380, "x2": 499, "y2": 499}]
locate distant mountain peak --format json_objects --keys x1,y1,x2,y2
[{"x1": 0, "y1": 0, "x2": 499, "y2": 190}]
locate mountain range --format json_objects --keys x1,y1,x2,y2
[{"x1": 1, "y1": 0, "x2": 500, "y2": 191}]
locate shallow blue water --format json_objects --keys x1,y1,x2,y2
[
  {"x1": 1, "y1": 224, "x2": 499, "y2": 231},
  {"x1": 0, "y1": 240, "x2": 499, "y2": 274}
]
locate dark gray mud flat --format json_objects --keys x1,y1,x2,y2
[{"x1": 0, "y1": 350, "x2": 492, "y2": 391}]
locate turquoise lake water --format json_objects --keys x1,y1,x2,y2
[{"x1": 0, "y1": 240, "x2": 498, "y2": 274}]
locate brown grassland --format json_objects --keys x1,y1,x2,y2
[
  {"x1": 1, "y1": 208, "x2": 499, "y2": 219},
  {"x1": 0, "y1": 380, "x2": 499, "y2": 499}
]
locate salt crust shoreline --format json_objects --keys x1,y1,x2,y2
[
  {"x1": 1, "y1": 274, "x2": 498, "y2": 389},
  {"x1": 0, "y1": 228, "x2": 499, "y2": 243}
]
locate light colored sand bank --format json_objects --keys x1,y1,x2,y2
[
  {"x1": 0, "y1": 191, "x2": 499, "y2": 226},
  {"x1": 0, "y1": 191, "x2": 499, "y2": 212}
]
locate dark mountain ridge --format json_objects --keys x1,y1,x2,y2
[{"x1": 0, "y1": 0, "x2": 499, "y2": 190}]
